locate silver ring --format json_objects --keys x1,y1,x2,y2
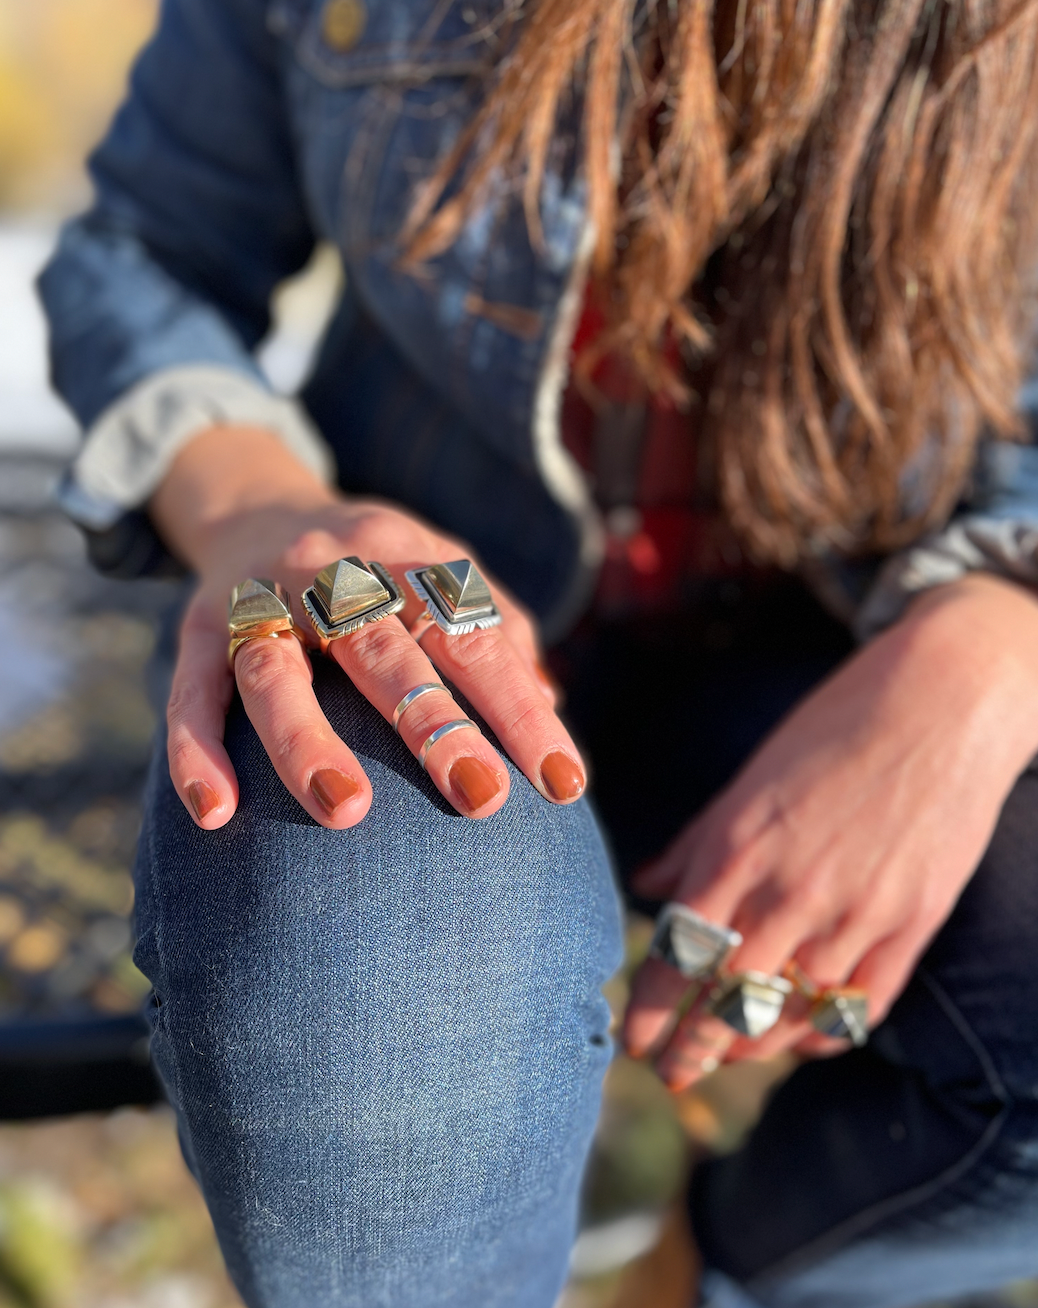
[
  {"x1": 393, "y1": 682, "x2": 448, "y2": 732},
  {"x1": 648, "y1": 903, "x2": 743, "y2": 981},
  {"x1": 418, "y1": 718, "x2": 479, "y2": 768},
  {"x1": 405, "y1": 560, "x2": 502, "y2": 636}
]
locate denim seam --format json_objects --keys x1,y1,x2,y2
[
  {"x1": 146, "y1": 797, "x2": 189, "y2": 1136},
  {"x1": 745, "y1": 966, "x2": 1012, "y2": 1292}
]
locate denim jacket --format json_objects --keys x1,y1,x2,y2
[{"x1": 38, "y1": 0, "x2": 1038, "y2": 639}]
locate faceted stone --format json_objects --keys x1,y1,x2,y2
[
  {"x1": 423, "y1": 560, "x2": 495, "y2": 620},
  {"x1": 711, "y1": 972, "x2": 792, "y2": 1039},
  {"x1": 650, "y1": 904, "x2": 741, "y2": 979},
  {"x1": 228, "y1": 578, "x2": 291, "y2": 633},
  {"x1": 311, "y1": 557, "x2": 389, "y2": 623},
  {"x1": 811, "y1": 991, "x2": 869, "y2": 1046}
]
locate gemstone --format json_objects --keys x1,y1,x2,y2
[
  {"x1": 421, "y1": 560, "x2": 496, "y2": 621},
  {"x1": 310, "y1": 557, "x2": 390, "y2": 624},
  {"x1": 649, "y1": 904, "x2": 742, "y2": 980},
  {"x1": 228, "y1": 579, "x2": 291, "y2": 634},
  {"x1": 710, "y1": 972, "x2": 792, "y2": 1039},
  {"x1": 811, "y1": 991, "x2": 869, "y2": 1046}
]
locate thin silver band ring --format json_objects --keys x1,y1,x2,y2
[
  {"x1": 392, "y1": 682, "x2": 448, "y2": 733},
  {"x1": 418, "y1": 718, "x2": 479, "y2": 769}
]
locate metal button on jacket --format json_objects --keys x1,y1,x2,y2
[{"x1": 322, "y1": 0, "x2": 367, "y2": 51}]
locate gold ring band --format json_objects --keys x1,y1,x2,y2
[{"x1": 228, "y1": 626, "x2": 308, "y2": 671}]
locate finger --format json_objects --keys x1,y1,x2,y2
[
  {"x1": 629, "y1": 817, "x2": 706, "y2": 899},
  {"x1": 417, "y1": 623, "x2": 587, "y2": 805},
  {"x1": 654, "y1": 1000, "x2": 738, "y2": 1092},
  {"x1": 623, "y1": 958, "x2": 696, "y2": 1060},
  {"x1": 654, "y1": 919, "x2": 802, "y2": 1091},
  {"x1": 166, "y1": 603, "x2": 239, "y2": 829},
  {"x1": 844, "y1": 926, "x2": 927, "y2": 1027},
  {"x1": 234, "y1": 632, "x2": 372, "y2": 828},
  {"x1": 329, "y1": 617, "x2": 510, "y2": 818}
]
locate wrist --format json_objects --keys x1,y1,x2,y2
[
  {"x1": 149, "y1": 425, "x2": 339, "y2": 574},
  {"x1": 900, "y1": 572, "x2": 1038, "y2": 770}
]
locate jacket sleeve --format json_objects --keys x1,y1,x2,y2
[
  {"x1": 854, "y1": 400, "x2": 1038, "y2": 640},
  {"x1": 38, "y1": 0, "x2": 332, "y2": 572}
]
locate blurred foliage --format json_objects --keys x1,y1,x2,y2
[{"x1": 0, "y1": 0, "x2": 157, "y2": 213}]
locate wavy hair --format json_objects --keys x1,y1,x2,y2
[{"x1": 406, "y1": 0, "x2": 1038, "y2": 563}]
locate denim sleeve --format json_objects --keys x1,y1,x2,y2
[
  {"x1": 37, "y1": 0, "x2": 314, "y2": 431},
  {"x1": 854, "y1": 409, "x2": 1038, "y2": 641}
]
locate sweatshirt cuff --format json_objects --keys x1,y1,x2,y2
[
  {"x1": 55, "y1": 364, "x2": 336, "y2": 531},
  {"x1": 853, "y1": 516, "x2": 1038, "y2": 641}
]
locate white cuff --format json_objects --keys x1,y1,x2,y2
[
  {"x1": 853, "y1": 516, "x2": 1038, "y2": 641},
  {"x1": 56, "y1": 365, "x2": 337, "y2": 531}
]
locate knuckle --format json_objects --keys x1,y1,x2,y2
[
  {"x1": 272, "y1": 720, "x2": 325, "y2": 768},
  {"x1": 439, "y1": 630, "x2": 506, "y2": 677},
  {"x1": 166, "y1": 732, "x2": 197, "y2": 780},
  {"x1": 345, "y1": 621, "x2": 411, "y2": 681},
  {"x1": 234, "y1": 639, "x2": 293, "y2": 698}
]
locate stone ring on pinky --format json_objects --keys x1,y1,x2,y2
[
  {"x1": 227, "y1": 578, "x2": 308, "y2": 669},
  {"x1": 393, "y1": 683, "x2": 450, "y2": 733},
  {"x1": 302, "y1": 556, "x2": 405, "y2": 640},
  {"x1": 418, "y1": 719, "x2": 480, "y2": 769},
  {"x1": 406, "y1": 560, "x2": 502, "y2": 636},
  {"x1": 648, "y1": 903, "x2": 743, "y2": 981}
]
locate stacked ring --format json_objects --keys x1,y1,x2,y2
[
  {"x1": 418, "y1": 719, "x2": 480, "y2": 768},
  {"x1": 393, "y1": 682, "x2": 449, "y2": 732}
]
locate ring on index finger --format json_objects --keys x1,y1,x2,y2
[
  {"x1": 648, "y1": 904, "x2": 743, "y2": 982},
  {"x1": 227, "y1": 578, "x2": 309, "y2": 669},
  {"x1": 406, "y1": 560, "x2": 502, "y2": 636}
]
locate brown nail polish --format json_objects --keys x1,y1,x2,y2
[
  {"x1": 540, "y1": 751, "x2": 585, "y2": 802},
  {"x1": 187, "y1": 780, "x2": 220, "y2": 823},
  {"x1": 310, "y1": 769, "x2": 360, "y2": 816},
  {"x1": 448, "y1": 756, "x2": 502, "y2": 814}
]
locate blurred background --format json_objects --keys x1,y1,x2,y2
[{"x1": 0, "y1": 4, "x2": 1035, "y2": 1307}]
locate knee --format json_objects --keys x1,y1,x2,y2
[{"x1": 133, "y1": 667, "x2": 623, "y2": 1282}]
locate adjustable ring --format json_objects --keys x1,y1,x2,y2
[
  {"x1": 418, "y1": 718, "x2": 480, "y2": 768},
  {"x1": 393, "y1": 682, "x2": 449, "y2": 732}
]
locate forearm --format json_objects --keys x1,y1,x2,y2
[{"x1": 149, "y1": 425, "x2": 339, "y2": 575}]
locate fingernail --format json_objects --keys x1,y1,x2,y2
[
  {"x1": 540, "y1": 751, "x2": 585, "y2": 802},
  {"x1": 310, "y1": 768, "x2": 360, "y2": 816},
  {"x1": 187, "y1": 780, "x2": 220, "y2": 823},
  {"x1": 448, "y1": 756, "x2": 502, "y2": 813}
]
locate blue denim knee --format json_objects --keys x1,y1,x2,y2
[{"x1": 133, "y1": 658, "x2": 624, "y2": 1308}]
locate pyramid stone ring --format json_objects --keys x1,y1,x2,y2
[
  {"x1": 406, "y1": 560, "x2": 503, "y2": 636},
  {"x1": 302, "y1": 557, "x2": 406, "y2": 640},
  {"x1": 648, "y1": 903, "x2": 743, "y2": 981},
  {"x1": 227, "y1": 579, "x2": 308, "y2": 669}
]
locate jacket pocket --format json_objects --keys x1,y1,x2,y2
[{"x1": 269, "y1": 0, "x2": 503, "y2": 89}]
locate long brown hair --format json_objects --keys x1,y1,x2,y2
[{"x1": 406, "y1": 0, "x2": 1038, "y2": 564}]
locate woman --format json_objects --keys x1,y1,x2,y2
[{"x1": 39, "y1": 0, "x2": 1038, "y2": 1303}]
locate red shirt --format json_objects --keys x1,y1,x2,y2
[{"x1": 562, "y1": 292, "x2": 751, "y2": 618}]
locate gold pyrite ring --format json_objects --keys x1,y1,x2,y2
[
  {"x1": 302, "y1": 557, "x2": 406, "y2": 641},
  {"x1": 406, "y1": 559, "x2": 503, "y2": 636},
  {"x1": 227, "y1": 579, "x2": 307, "y2": 669}
]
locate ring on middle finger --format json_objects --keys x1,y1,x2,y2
[
  {"x1": 708, "y1": 971, "x2": 793, "y2": 1039},
  {"x1": 405, "y1": 559, "x2": 503, "y2": 636},
  {"x1": 302, "y1": 557, "x2": 406, "y2": 640}
]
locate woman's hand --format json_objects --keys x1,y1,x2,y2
[
  {"x1": 623, "y1": 573, "x2": 1038, "y2": 1091},
  {"x1": 150, "y1": 426, "x2": 586, "y2": 830}
]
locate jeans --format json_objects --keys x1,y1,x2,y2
[
  {"x1": 133, "y1": 661, "x2": 624, "y2": 1308},
  {"x1": 133, "y1": 579, "x2": 1038, "y2": 1308}
]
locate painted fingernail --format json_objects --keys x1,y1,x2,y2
[
  {"x1": 310, "y1": 769, "x2": 360, "y2": 816},
  {"x1": 449, "y1": 756, "x2": 502, "y2": 813},
  {"x1": 540, "y1": 751, "x2": 585, "y2": 802},
  {"x1": 187, "y1": 780, "x2": 220, "y2": 823}
]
